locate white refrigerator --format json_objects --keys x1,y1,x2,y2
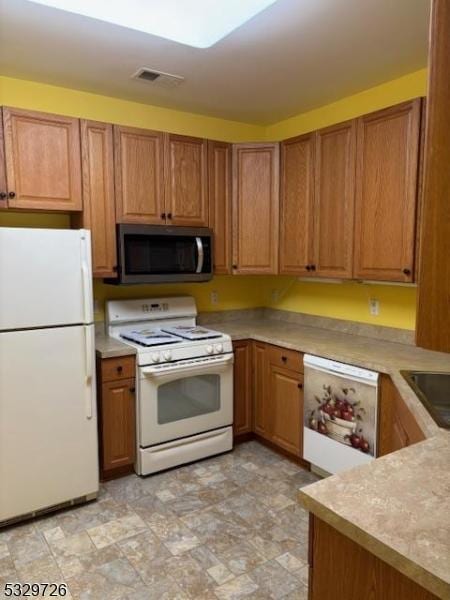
[{"x1": 0, "y1": 228, "x2": 99, "y2": 524}]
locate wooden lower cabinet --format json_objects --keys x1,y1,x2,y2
[
  {"x1": 378, "y1": 375, "x2": 425, "y2": 456},
  {"x1": 232, "y1": 341, "x2": 253, "y2": 437},
  {"x1": 269, "y1": 364, "x2": 303, "y2": 457},
  {"x1": 233, "y1": 340, "x2": 304, "y2": 459},
  {"x1": 97, "y1": 355, "x2": 136, "y2": 480},
  {"x1": 253, "y1": 341, "x2": 270, "y2": 439},
  {"x1": 309, "y1": 516, "x2": 439, "y2": 599}
]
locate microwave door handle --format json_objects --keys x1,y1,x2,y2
[{"x1": 195, "y1": 237, "x2": 204, "y2": 273}]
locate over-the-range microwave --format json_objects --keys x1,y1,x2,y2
[{"x1": 105, "y1": 224, "x2": 213, "y2": 285}]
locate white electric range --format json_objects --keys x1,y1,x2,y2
[{"x1": 106, "y1": 297, "x2": 234, "y2": 475}]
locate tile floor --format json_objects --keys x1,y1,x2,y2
[{"x1": 0, "y1": 442, "x2": 319, "y2": 599}]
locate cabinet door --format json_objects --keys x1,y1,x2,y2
[
  {"x1": 233, "y1": 340, "x2": 252, "y2": 437},
  {"x1": 232, "y1": 143, "x2": 279, "y2": 274},
  {"x1": 378, "y1": 376, "x2": 425, "y2": 456},
  {"x1": 208, "y1": 140, "x2": 232, "y2": 274},
  {"x1": 314, "y1": 121, "x2": 356, "y2": 278},
  {"x1": 0, "y1": 109, "x2": 7, "y2": 208},
  {"x1": 269, "y1": 364, "x2": 303, "y2": 456},
  {"x1": 114, "y1": 125, "x2": 165, "y2": 224},
  {"x1": 101, "y1": 378, "x2": 136, "y2": 471},
  {"x1": 78, "y1": 120, "x2": 117, "y2": 278},
  {"x1": 279, "y1": 134, "x2": 315, "y2": 275},
  {"x1": 354, "y1": 100, "x2": 422, "y2": 282},
  {"x1": 253, "y1": 342, "x2": 270, "y2": 439},
  {"x1": 3, "y1": 107, "x2": 82, "y2": 211},
  {"x1": 164, "y1": 134, "x2": 208, "y2": 226}
]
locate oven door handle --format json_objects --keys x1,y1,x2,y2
[
  {"x1": 141, "y1": 354, "x2": 234, "y2": 379},
  {"x1": 195, "y1": 237, "x2": 204, "y2": 274}
]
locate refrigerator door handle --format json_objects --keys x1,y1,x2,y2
[
  {"x1": 80, "y1": 231, "x2": 93, "y2": 323},
  {"x1": 84, "y1": 325, "x2": 94, "y2": 419}
]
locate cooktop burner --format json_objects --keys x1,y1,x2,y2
[
  {"x1": 161, "y1": 325, "x2": 222, "y2": 340},
  {"x1": 120, "y1": 328, "x2": 181, "y2": 347}
]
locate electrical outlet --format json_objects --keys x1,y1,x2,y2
[
  {"x1": 369, "y1": 298, "x2": 380, "y2": 316},
  {"x1": 210, "y1": 290, "x2": 219, "y2": 305},
  {"x1": 271, "y1": 289, "x2": 280, "y2": 302}
]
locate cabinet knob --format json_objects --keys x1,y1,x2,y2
[
  {"x1": 116, "y1": 365, "x2": 123, "y2": 373},
  {"x1": 167, "y1": 213, "x2": 172, "y2": 220},
  {"x1": 281, "y1": 356, "x2": 287, "y2": 362},
  {"x1": 402, "y1": 268, "x2": 411, "y2": 276},
  {"x1": 310, "y1": 264, "x2": 316, "y2": 271},
  {"x1": 8, "y1": 191, "x2": 16, "y2": 199},
  {"x1": 297, "y1": 383, "x2": 303, "y2": 389},
  {"x1": 129, "y1": 386, "x2": 135, "y2": 393},
  {"x1": 232, "y1": 264, "x2": 238, "y2": 269},
  {"x1": 161, "y1": 212, "x2": 166, "y2": 220},
  {"x1": 306, "y1": 265, "x2": 311, "y2": 271},
  {"x1": 0, "y1": 192, "x2": 7, "y2": 200}
]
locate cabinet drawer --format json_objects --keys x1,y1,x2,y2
[
  {"x1": 267, "y1": 345, "x2": 303, "y2": 372},
  {"x1": 101, "y1": 356, "x2": 135, "y2": 382}
]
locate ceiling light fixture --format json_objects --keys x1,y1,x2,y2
[{"x1": 27, "y1": 0, "x2": 279, "y2": 48}]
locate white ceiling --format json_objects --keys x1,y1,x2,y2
[{"x1": 0, "y1": 0, "x2": 430, "y2": 125}]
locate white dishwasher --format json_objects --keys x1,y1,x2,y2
[{"x1": 303, "y1": 355, "x2": 379, "y2": 475}]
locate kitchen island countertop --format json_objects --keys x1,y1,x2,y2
[{"x1": 299, "y1": 431, "x2": 450, "y2": 599}]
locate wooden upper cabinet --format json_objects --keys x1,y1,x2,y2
[
  {"x1": 232, "y1": 143, "x2": 279, "y2": 274},
  {"x1": 279, "y1": 133, "x2": 315, "y2": 275},
  {"x1": 78, "y1": 120, "x2": 117, "y2": 278},
  {"x1": 114, "y1": 125, "x2": 165, "y2": 224},
  {"x1": 0, "y1": 109, "x2": 6, "y2": 209},
  {"x1": 164, "y1": 134, "x2": 208, "y2": 226},
  {"x1": 2, "y1": 107, "x2": 82, "y2": 211},
  {"x1": 314, "y1": 121, "x2": 356, "y2": 278},
  {"x1": 269, "y1": 364, "x2": 303, "y2": 457},
  {"x1": 353, "y1": 100, "x2": 422, "y2": 282},
  {"x1": 208, "y1": 140, "x2": 232, "y2": 274}
]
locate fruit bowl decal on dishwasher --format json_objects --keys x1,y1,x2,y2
[{"x1": 304, "y1": 369, "x2": 377, "y2": 457}]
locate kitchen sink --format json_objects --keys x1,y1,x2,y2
[{"x1": 401, "y1": 371, "x2": 450, "y2": 429}]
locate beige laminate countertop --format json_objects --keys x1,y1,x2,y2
[
  {"x1": 95, "y1": 331, "x2": 137, "y2": 358},
  {"x1": 299, "y1": 432, "x2": 450, "y2": 599},
  {"x1": 208, "y1": 317, "x2": 450, "y2": 437},
  {"x1": 96, "y1": 317, "x2": 450, "y2": 436}
]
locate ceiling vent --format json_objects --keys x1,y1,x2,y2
[{"x1": 131, "y1": 67, "x2": 185, "y2": 88}]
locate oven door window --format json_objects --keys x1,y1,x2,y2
[
  {"x1": 157, "y1": 374, "x2": 221, "y2": 424},
  {"x1": 124, "y1": 234, "x2": 209, "y2": 275}
]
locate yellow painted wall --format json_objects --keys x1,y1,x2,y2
[
  {"x1": 263, "y1": 278, "x2": 417, "y2": 330},
  {"x1": 93, "y1": 277, "x2": 265, "y2": 322},
  {"x1": 0, "y1": 71, "x2": 427, "y2": 330},
  {"x1": 265, "y1": 69, "x2": 427, "y2": 140},
  {"x1": 0, "y1": 76, "x2": 265, "y2": 142}
]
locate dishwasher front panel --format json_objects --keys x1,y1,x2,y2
[{"x1": 303, "y1": 354, "x2": 379, "y2": 474}]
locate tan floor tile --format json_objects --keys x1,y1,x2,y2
[
  {"x1": 214, "y1": 573, "x2": 259, "y2": 599},
  {"x1": 207, "y1": 563, "x2": 235, "y2": 585},
  {"x1": 275, "y1": 551, "x2": 306, "y2": 574},
  {"x1": 87, "y1": 514, "x2": 147, "y2": 549}
]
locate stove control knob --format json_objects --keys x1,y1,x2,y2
[
  {"x1": 206, "y1": 345, "x2": 214, "y2": 355},
  {"x1": 163, "y1": 351, "x2": 172, "y2": 361},
  {"x1": 215, "y1": 343, "x2": 223, "y2": 353},
  {"x1": 151, "y1": 352, "x2": 160, "y2": 363}
]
